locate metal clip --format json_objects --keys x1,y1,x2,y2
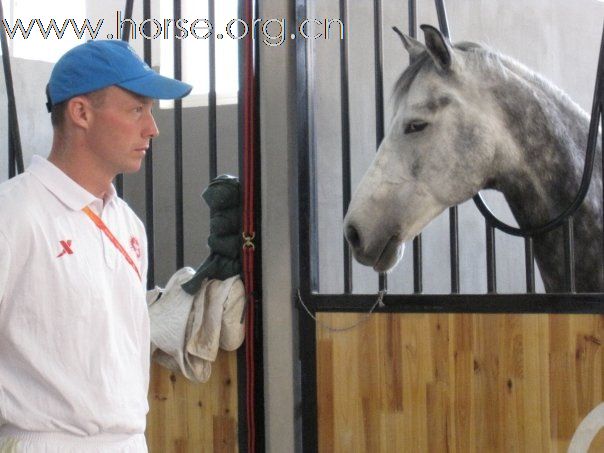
[{"x1": 242, "y1": 232, "x2": 255, "y2": 250}]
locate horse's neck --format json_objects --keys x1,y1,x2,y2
[
  {"x1": 488, "y1": 61, "x2": 601, "y2": 232},
  {"x1": 486, "y1": 60, "x2": 602, "y2": 291}
]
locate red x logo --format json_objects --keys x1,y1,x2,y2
[{"x1": 56, "y1": 240, "x2": 73, "y2": 258}]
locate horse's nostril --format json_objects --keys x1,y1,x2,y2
[{"x1": 346, "y1": 224, "x2": 362, "y2": 250}]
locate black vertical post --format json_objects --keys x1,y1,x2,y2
[
  {"x1": 173, "y1": 0, "x2": 185, "y2": 269},
  {"x1": 116, "y1": 0, "x2": 135, "y2": 197},
  {"x1": 296, "y1": 0, "x2": 319, "y2": 449},
  {"x1": 120, "y1": 0, "x2": 134, "y2": 41},
  {"x1": 524, "y1": 237, "x2": 535, "y2": 293},
  {"x1": 409, "y1": 0, "x2": 423, "y2": 294},
  {"x1": 373, "y1": 0, "x2": 388, "y2": 293},
  {"x1": 340, "y1": 0, "x2": 353, "y2": 294},
  {"x1": 449, "y1": 206, "x2": 460, "y2": 293},
  {"x1": 486, "y1": 222, "x2": 496, "y2": 293},
  {"x1": 563, "y1": 217, "x2": 576, "y2": 293},
  {"x1": 208, "y1": 0, "x2": 218, "y2": 180},
  {"x1": 434, "y1": 0, "x2": 450, "y2": 38},
  {"x1": 0, "y1": 0, "x2": 24, "y2": 177},
  {"x1": 408, "y1": 0, "x2": 416, "y2": 39},
  {"x1": 142, "y1": 0, "x2": 155, "y2": 289},
  {"x1": 433, "y1": 0, "x2": 459, "y2": 293}
]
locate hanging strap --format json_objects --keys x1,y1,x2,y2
[
  {"x1": 82, "y1": 206, "x2": 142, "y2": 282},
  {"x1": 242, "y1": 0, "x2": 257, "y2": 449}
]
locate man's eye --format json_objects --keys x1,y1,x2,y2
[{"x1": 404, "y1": 121, "x2": 428, "y2": 134}]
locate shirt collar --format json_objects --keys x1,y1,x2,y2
[{"x1": 27, "y1": 155, "x2": 117, "y2": 211}]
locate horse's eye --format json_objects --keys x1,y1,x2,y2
[{"x1": 404, "y1": 121, "x2": 428, "y2": 134}]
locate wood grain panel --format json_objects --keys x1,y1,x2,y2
[
  {"x1": 146, "y1": 351, "x2": 239, "y2": 453},
  {"x1": 316, "y1": 313, "x2": 604, "y2": 453}
]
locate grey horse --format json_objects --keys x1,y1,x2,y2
[{"x1": 343, "y1": 25, "x2": 602, "y2": 293}]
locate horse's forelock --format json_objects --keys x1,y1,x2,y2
[
  {"x1": 392, "y1": 52, "x2": 432, "y2": 107},
  {"x1": 392, "y1": 41, "x2": 489, "y2": 107}
]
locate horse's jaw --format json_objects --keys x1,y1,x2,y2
[{"x1": 344, "y1": 189, "x2": 446, "y2": 273}]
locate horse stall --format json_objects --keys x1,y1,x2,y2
[
  {"x1": 295, "y1": 0, "x2": 604, "y2": 452},
  {"x1": 0, "y1": 0, "x2": 263, "y2": 451}
]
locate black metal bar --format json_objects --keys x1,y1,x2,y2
[
  {"x1": 409, "y1": 0, "x2": 422, "y2": 293},
  {"x1": 307, "y1": 292, "x2": 604, "y2": 314},
  {"x1": 433, "y1": 0, "x2": 459, "y2": 294},
  {"x1": 434, "y1": 0, "x2": 450, "y2": 39},
  {"x1": 142, "y1": 0, "x2": 155, "y2": 289},
  {"x1": 208, "y1": 0, "x2": 217, "y2": 180},
  {"x1": 372, "y1": 0, "x2": 387, "y2": 293},
  {"x1": 339, "y1": 0, "x2": 352, "y2": 294},
  {"x1": 173, "y1": 0, "x2": 184, "y2": 269},
  {"x1": 563, "y1": 217, "x2": 576, "y2": 293},
  {"x1": 0, "y1": 0, "x2": 24, "y2": 177},
  {"x1": 408, "y1": 0, "x2": 416, "y2": 38},
  {"x1": 298, "y1": 293, "x2": 318, "y2": 453},
  {"x1": 413, "y1": 236, "x2": 423, "y2": 293},
  {"x1": 235, "y1": 3, "x2": 249, "y2": 450},
  {"x1": 250, "y1": 0, "x2": 265, "y2": 449},
  {"x1": 486, "y1": 221, "x2": 496, "y2": 293},
  {"x1": 449, "y1": 206, "x2": 460, "y2": 293},
  {"x1": 116, "y1": 0, "x2": 135, "y2": 197},
  {"x1": 296, "y1": 0, "x2": 319, "y2": 448},
  {"x1": 524, "y1": 237, "x2": 535, "y2": 293},
  {"x1": 120, "y1": 0, "x2": 134, "y2": 41}
]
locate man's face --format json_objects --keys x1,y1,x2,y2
[{"x1": 85, "y1": 86, "x2": 159, "y2": 177}]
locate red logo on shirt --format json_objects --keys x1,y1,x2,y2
[
  {"x1": 130, "y1": 237, "x2": 141, "y2": 259},
  {"x1": 56, "y1": 240, "x2": 73, "y2": 258}
]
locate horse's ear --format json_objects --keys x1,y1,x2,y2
[
  {"x1": 392, "y1": 27, "x2": 425, "y2": 64},
  {"x1": 420, "y1": 24, "x2": 453, "y2": 71}
]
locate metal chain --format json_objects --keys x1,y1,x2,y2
[{"x1": 296, "y1": 288, "x2": 386, "y2": 332}]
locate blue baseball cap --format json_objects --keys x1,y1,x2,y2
[{"x1": 46, "y1": 39, "x2": 192, "y2": 112}]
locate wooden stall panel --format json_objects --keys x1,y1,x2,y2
[
  {"x1": 146, "y1": 351, "x2": 239, "y2": 453},
  {"x1": 316, "y1": 313, "x2": 604, "y2": 453}
]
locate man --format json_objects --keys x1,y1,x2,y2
[{"x1": 0, "y1": 40, "x2": 191, "y2": 452}]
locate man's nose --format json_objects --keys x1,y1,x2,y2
[{"x1": 145, "y1": 112, "x2": 160, "y2": 139}]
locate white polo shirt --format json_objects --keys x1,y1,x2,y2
[{"x1": 0, "y1": 155, "x2": 150, "y2": 437}]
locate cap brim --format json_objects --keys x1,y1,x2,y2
[{"x1": 118, "y1": 71, "x2": 192, "y2": 100}]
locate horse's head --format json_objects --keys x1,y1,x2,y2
[{"x1": 344, "y1": 25, "x2": 506, "y2": 272}]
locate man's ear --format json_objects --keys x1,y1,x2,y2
[{"x1": 66, "y1": 96, "x2": 92, "y2": 129}]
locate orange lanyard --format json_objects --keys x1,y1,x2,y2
[{"x1": 82, "y1": 206, "x2": 142, "y2": 282}]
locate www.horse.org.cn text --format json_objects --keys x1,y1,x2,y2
[{"x1": 1, "y1": 11, "x2": 345, "y2": 47}]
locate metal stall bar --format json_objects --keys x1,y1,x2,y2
[
  {"x1": 0, "y1": 0, "x2": 24, "y2": 177},
  {"x1": 409, "y1": 0, "x2": 423, "y2": 293},
  {"x1": 340, "y1": 0, "x2": 353, "y2": 293},
  {"x1": 433, "y1": 0, "x2": 459, "y2": 293},
  {"x1": 524, "y1": 237, "x2": 535, "y2": 293},
  {"x1": 486, "y1": 221, "x2": 496, "y2": 293},
  {"x1": 208, "y1": 0, "x2": 218, "y2": 180},
  {"x1": 373, "y1": 0, "x2": 388, "y2": 293},
  {"x1": 142, "y1": 0, "x2": 155, "y2": 288},
  {"x1": 563, "y1": 217, "x2": 576, "y2": 293},
  {"x1": 116, "y1": 0, "x2": 135, "y2": 197},
  {"x1": 295, "y1": 0, "x2": 319, "y2": 448},
  {"x1": 173, "y1": 0, "x2": 185, "y2": 269}
]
